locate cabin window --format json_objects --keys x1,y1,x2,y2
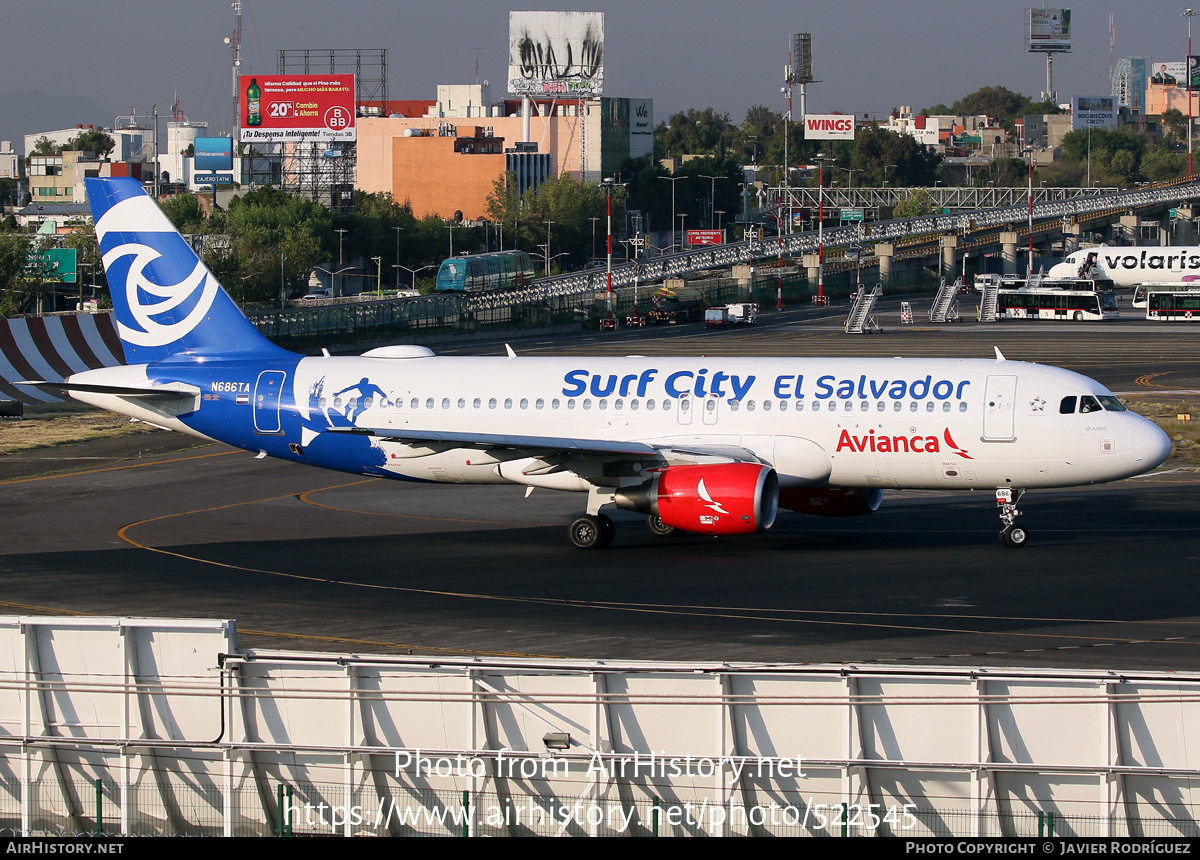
[
  {"x1": 762, "y1": 400, "x2": 772, "y2": 412},
  {"x1": 926, "y1": 401, "x2": 935, "y2": 412},
  {"x1": 567, "y1": 399, "x2": 576, "y2": 410},
  {"x1": 614, "y1": 399, "x2": 624, "y2": 410},
  {"x1": 425, "y1": 398, "x2": 434, "y2": 410},
  {"x1": 910, "y1": 402, "x2": 918, "y2": 412},
  {"x1": 894, "y1": 401, "x2": 902, "y2": 412},
  {"x1": 811, "y1": 401, "x2": 820, "y2": 412},
  {"x1": 662, "y1": 400, "x2": 672, "y2": 411},
  {"x1": 959, "y1": 402, "x2": 968, "y2": 412},
  {"x1": 473, "y1": 398, "x2": 481, "y2": 409},
  {"x1": 860, "y1": 400, "x2": 869, "y2": 412},
  {"x1": 583, "y1": 399, "x2": 592, "y2": 410},
  {"x1": 363, "y1": 397, "x2": 373, "y2": 409},
  {"x1": 844, "y1": 401, "x2": 853, "y2": 412},
  {"x1": 779, "y1": 401, "x2": 788, "y2": 412},
  {"x1": 599, "y1": 399, "x2": 608, "y2": 410},
  {"x1": 943, "y1": 402, "x2": 951, "y2": 412},
  {"x1": 520, "y1": 398, "x2": 528, "y2": 409},
  {"x1": 645, "y1": 399, "x2": 655, "y2": 411},
  {"x1": 631, "y1": 400, "x2": 639, "y2": 410},
  {"x1": 680, "y1": 399, "x2": 691, "y2": 412},
  {"x1": 535, "y1": 398, "x2": 544, "y2": 410},
  {"x1": 441, "y1": 398, "x2": 450, "y2": 409},
  {"x1": 488, "y1": 398, "x2": 497, "y2": 409},
  {"x1": 730, "y1": 400, "x2": 741, "y2": 412},
  {"x1": 504, "y1": 398, "x2": 513, "y2": 409},
  {"x1": 552, "y1": 399, "x2": 560, "y2": 409},
  {"x1": 410, "y1": 398, "x2": 419, "y2": 410},
  {"x1": 1059, "y1": 396, "x2": 1077, "y2": 414},
  {"x1": 319, "y1": 398, "x2": 327, "y2": 409},
  {"x1": 877, "y1": 401, "x2": 885, "y2": 412},
  {"x1": 795, "y1": 401, "x2": 805, "y2": 412},
  {"x1": 1098, "y1": 395, "x2": 1127, "y2": 412}
]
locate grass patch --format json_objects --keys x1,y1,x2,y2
[{"x1": 0, "y1": 401, "x2": 161, "y2": 455}]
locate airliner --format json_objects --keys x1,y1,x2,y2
[
  {"x1": 1049, "y1": 246, "x2": 1200, "y2": 288},
  {"x1": 27, "y1": 178, "x2": 1172, "y2": 550}
]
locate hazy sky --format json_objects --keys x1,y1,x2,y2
[{"x1": 0, "y1": 0, "x2": 1189, "y2": 151}]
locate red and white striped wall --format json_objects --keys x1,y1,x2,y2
[{"x1": 0, "y1": 314, "x2": 125, "y2": 403}]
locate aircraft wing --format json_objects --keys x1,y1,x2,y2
[
  {"x1": 327, "y1": 427, "x2": 766, "y2": 471},
  {"x1": 329, "y1": 426, "x2": 661, "y2": 460}
]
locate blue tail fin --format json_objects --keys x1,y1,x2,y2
[{"x1": 87, "y1": 177, "x2": 285, "y2": 363}]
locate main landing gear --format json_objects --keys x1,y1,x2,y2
[
  {"x1": 568, "y1": 514, "x2": 615, "y2": 549},
  {"x1": 996, "y1": 487, "x2": 1028, "y2": 548}
]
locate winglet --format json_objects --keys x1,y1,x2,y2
[
  {"x1": 994, "y1": 346, "x2": 1006, "y2": 361},
  {"x1": 505, "y1": 344, "x2": 517, "y2": 358}
]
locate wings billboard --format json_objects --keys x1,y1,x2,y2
[{"x1": 508, "y1": 11, "x2": 604, "y2": 97}]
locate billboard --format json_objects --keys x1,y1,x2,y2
[
  {"x1": 686, "y1": 230, "x2": 723, "y2": 246},
  {"x1": 1185, "y1": 56, "x2": 1200, "y2": 89},
  {"x1": 1127, "y1": 57, "x2": 1148, "y2": 112},
  {"x1": 803, "y1": 114, "x2": 855, "y2": 140},
  {"x1": 1026, "y1": 8, "x2": 1072, "y2": 52},
  {"x1": 907, "y1": 118, "x2": 939, "y2": 146},
  {"x1": 239, "y1": 74, "x2": 356, "y2": 143},
  {"x1": 1072, "y1": 96, "x2": 1116, "y2": 130},
  {"x1": 193, "y1": 137, "x2": 233, "y2": 172},
  {"x1": 1150, "y1": 61, "x2": 1185, "y2": 86},
  {"x1": 508, "y1": 11, "x2": 604, "y2": 97}
]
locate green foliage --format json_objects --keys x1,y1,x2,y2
[
  {"x1": 1162, "y1": 109, "x2": 1188, "y2": 144},
  {"x1": 159, "y1": 193, "x2": 207, "y2": 234},
  {"x1": 65, "y1": 129, "x2": 115, "y2": 158},
  {"x1": 843, "y1": 126, "x2": 941, "y2": 187},
  {"x1": 1141, "y1": 147, "x2": 1186, "y2": 182},
  {"x1": 894, "y1": 188, "x2": 934, "y2": 218},
  {"x1": 0, "y1": 233, "x2": 38, "y2": 316},
  {"x1": 487, "y1": 172, "x2": 618, "y2": 271},
  {"x1": 654, "y1": 108, "x2": 739, "y2": 162}
]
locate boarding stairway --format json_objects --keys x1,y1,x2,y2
[
  {"x1": 929, "y1": 277, "x2": 962, "y2": 322},
  {"x1": 845, "y1": 285, "x2": 883, "y2": 333},
  {"x1": 978, "y1": 280, "x2": 999, "y2": 322}
]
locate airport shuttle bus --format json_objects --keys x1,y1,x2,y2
[
  {"x1": 1134, "y1": 282, "x2": 1200, "y2": 308},
  {"x1": 996, "y1": 287, "x2": 1119, "y2": 321},
  {"x1": 1147, "y1": 290, "x2": 1200, "y2": 320}
]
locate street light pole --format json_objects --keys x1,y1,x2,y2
[
  {"x1": 393, "y1": 226, "x2": 405, "y2": 289},
  {"x1": 657, "y1": 175, "x2": 684, "y2": 254},
  {"x1": 1187, "y1": 8, "x2": 1198, "y2": 175},
  {"x1": 335, "y1": 228, "x2": 348, "y2": 297},
  {"x1": 543, "y1": 220, "x2": 554, "y2": 277}
]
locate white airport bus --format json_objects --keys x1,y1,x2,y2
[
  {"x1": 1146, "y1": 290, "x2": 1200, "y2": 320},
  {"x1": 1133, "y1": 281, "x2": 1200, "y2": 308},
  {"x1": 996, "y1": 287, "x2": 1119, "y2": 321}
]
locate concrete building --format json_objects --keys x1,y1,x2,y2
[
  {"x1": 356, "y1": 86, "x2": 652, "y2": 221},
  {"x1": 0, "y1": 141, "x2": 19, "y2": 180}
]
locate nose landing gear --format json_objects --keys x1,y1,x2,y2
[{"x1": 996, "y1": 487, "x2": 1028, "y2": 548}]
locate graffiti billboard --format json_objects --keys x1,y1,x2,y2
[{"x1": 508, "y1": 11, "x2": 604, "y2": 98}]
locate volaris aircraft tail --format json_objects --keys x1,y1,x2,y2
[{"x1": 86, "y1": 177, "x2": 285, "y2": 364}]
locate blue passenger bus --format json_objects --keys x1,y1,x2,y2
[{"x1": 435, "y1": 251, "x2": 535, "y2": 292}]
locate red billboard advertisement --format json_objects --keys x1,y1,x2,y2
[
  {"x1": 687, "y1": 229, "x2": 724, "y2": 246},
  {"x1": 240, "y1": 74, "x2": 356, "y2": 143}
]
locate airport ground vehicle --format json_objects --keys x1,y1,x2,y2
[
  {"x1": 30, "y1": 179, "x2": 1172, "y2": 551},
  {"x1": 434, "y1": 251, "x2": 535, "y2": 292},
  {"x1": 1146, "y1": 290, "x2": 1200, "y2": 320},
  {"x1": 649, "y1": 286, "x2": 704, "y2": 324},
  {"x1": 1134, "y1": 282, "x2": 1200, "y2": 308},
  {"x1": 996, "y1": 287, "x2": 1119, "y2": 321}
]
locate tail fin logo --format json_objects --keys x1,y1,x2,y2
[{"x1": 95, "y1": 194, "x2": 218, "y2": 348}]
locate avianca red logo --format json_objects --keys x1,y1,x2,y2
[{"x1": 836, "y1": 428, "x2": 973, "y2": 459}]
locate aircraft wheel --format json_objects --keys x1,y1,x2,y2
[
  {"x1": 1000, "y1": 525, "x2": 1028, "y2": 548},
  {"x1": 598, "y1": 514, "x2": 616, "y2": 548},
  {"x1": 647, "y1": 514, "x2": 677, "y2": 537},
  {"x1": 569, "y1": 515, "x2": 605, "y2": 550}
]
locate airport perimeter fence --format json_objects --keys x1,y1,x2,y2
[
  {"x1": 247, "y1": 267, "x2": 947, "y2": 351},
  {"x1": 2, "y1": 777, "x2": 1198, "y2": 838}
]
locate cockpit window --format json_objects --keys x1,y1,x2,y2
[
  {"x1": 1079, "y1": 395, "x2": 1103, "y2": 414},
  {"x1": 1059, "y1": 396, "x2": 1077, "y2": 414},
  {"x1": 1097, "y1": 395, "x2": 1127, "y2": 412}
]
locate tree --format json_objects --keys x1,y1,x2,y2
[
  {"x1": 66, "y1": 129, "x2": 115, "y2": 158},
  {"x1": 894, "y1": 188, "x2": 934, "y2": 218},
  {"x1": 1162, "y1": 109, "x2": 1188, "y2": 145},
  {"x1": 0, "y1": 233, "x2": 33, "y2": 316}
]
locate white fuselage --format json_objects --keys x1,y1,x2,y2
[
  {"x1": 1050, "y1": 246, "x2": 1200, "y2": 288},
  {"x1": 67, "y1": 354, "x2": 1169, "y2": 494}
]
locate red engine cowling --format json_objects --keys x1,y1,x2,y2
[
  {"x1": 778, "y1": 487, "x2": 884, "y2": 517},
  {"x1": 615, "y1": 463, "x2": 779, "y2": 535}
]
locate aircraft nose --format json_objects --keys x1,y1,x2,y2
[{"x1": 1133, "y1": 419, "x2": 1172, "y2": 471}]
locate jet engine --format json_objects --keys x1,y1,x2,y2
[
  {"x1": 614, "y1": 463, "x2": 778, "y2": 535},
  {"x1": 778, "y1": 487, "x2": 884, "y2": 517}
]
